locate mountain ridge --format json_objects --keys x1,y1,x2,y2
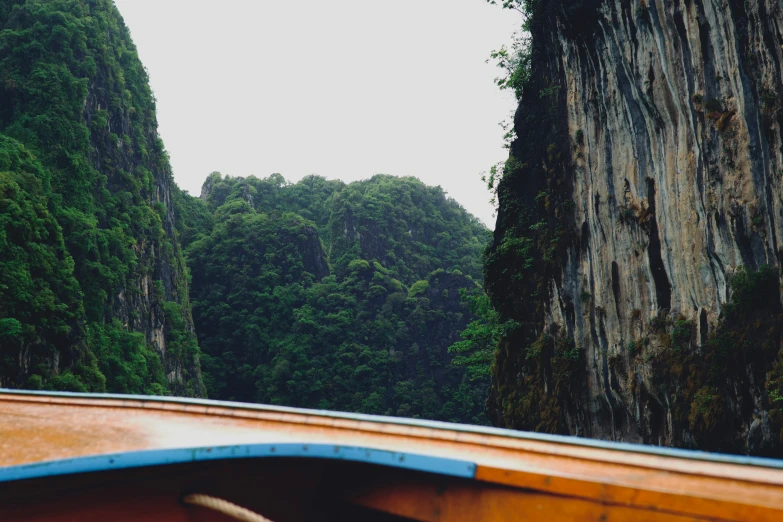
[{"x1": 181, "y1": 172, "x2": 492, "y2": 423}]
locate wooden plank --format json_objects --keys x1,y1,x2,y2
[
  {"x1": 4, "y1": 392, "x2": 781, "y2": 484},
  {"x1": 2, "y1": 392, "x2": 783, "y2": 521},
  {"x1": 475, "y1": 466, "x2": 783, "y2": 522},
  {"x1": 345, "y1": 478, "x2": 710, "y2": 522}
]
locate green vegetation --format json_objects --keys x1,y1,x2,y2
[
  {"x1": 652, "y1": 266, "x2": 783, "y2": 453},
  {"x1": 181, "y1": 173, "x2": 492, "y2": 423},
  {"x1": 487, "y1": 33, "x2": 531, "y2": 102},
  {"x1": 0, "y1": 136, "x2": 89, "y2": 387},
  {"x1": 495, "y1": 331, "x2": 584, "y2": 434},
  {"x1": 0, "y1": 0, "x2": 199, "y2": 394},
  {"x1": 449, "y1": 290, "x2": 518, "y2": 382},
  {"x1": 482, "y1": 0, "x2": 534, "y2": 203},
  {"x1": 670, "y1": 319, "x2": 694, "y2": 351},
  {"x1": 0, "y1": 0, "x2": 499, "y2": 424}
]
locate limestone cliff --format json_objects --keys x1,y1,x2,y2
[
  {"x1": 84, "y1": 23, "x2": 202, "y2": 396},
  {"x1": 0, "y1": 0, "x2": 202, "y2": 395},
  {"x1": 487, "y1": 0, "x2": 783, "y2": 455}
]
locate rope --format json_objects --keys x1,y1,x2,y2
[{"x1": 181, "y1": 493, "x2": 275, "y2": 522}]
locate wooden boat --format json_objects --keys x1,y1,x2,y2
[{"x1": 1, "y1": 390, "x2": 783, "y2": 521}]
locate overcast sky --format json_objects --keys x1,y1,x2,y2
[{"x1": 112, "y1": 0, "x2": 521, "y2": 227}]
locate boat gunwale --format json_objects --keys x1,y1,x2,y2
[
  {"x1": 3, "y1": 388, "x2": 783, "y2": 472},
  {"x1": 0, "y1": 442, "x2": 477, "y2": 484}
]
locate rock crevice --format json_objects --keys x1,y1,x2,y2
[{"x1": 488, "y1": 0, "x2": 783, "y2": 455}]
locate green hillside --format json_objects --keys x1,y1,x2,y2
[
  {"x1": 0, "y1": 0, "x2": 200, "y2": 394},
  {"x1": 0, "y1": 0, "x2": 494, "y2": 425},
  {"x1": 180, "y1": 174, "x2": 492, "y2": 423}
]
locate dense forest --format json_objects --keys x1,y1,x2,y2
[
  {"x1": 177, "y1": 173, "x2": 492, "y2": 423},
  {"x1": 0, "y1": 0, "x2": 200, "y2": 395},
  {"x1": 6, "y1": 0, "x2": 783, "y2": 463},
  {"x1": 0, "y1": 0, "x2": 496, "y2": 425}
]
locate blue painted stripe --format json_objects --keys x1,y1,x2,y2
[
  {"x1": 0, "y1": 443, "x2": 477, "y2": 483},
  {"x1": 3, "y1": 389, "x2": 783, "y2": 470}
]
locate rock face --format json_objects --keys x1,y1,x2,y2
[
  {"x1": 294, "y1": 225, "x2": 331, "y2": 280},
  {"x1": 86, "y1": 56, "x2": 201, "y2": 396},
  {"x1": 486, "y1": 0, "x2": 783, "y2": 455}
]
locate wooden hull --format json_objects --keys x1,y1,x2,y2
[{"x1": 1, "y1": 390, "x2": 783, "y2": 521}]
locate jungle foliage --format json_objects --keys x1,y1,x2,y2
[
  {"x1": 0, "y1": 0, "x2": 198, "y2": 394},
  {"x1": 0, "y1": 0, "x2": 497, "y2": 423},
  {"x1": 181, "y1": 173, "x2": 493, "y2": 423}
]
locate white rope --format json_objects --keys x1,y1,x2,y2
[{"x1": 181, "y1": 493, "x2": 275, "y2": 522}]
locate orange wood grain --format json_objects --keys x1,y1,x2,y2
[
  {"x1": 474, "y1": 465, "x2": 783, "y2": 522},
  {"x1": 1, "y1": 392, "x2": 783, "y2": 521},
  {"x1": 346, "y1": 479, "x2": 709, "y2": 522}
]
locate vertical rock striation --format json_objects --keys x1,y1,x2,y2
[{"x1": 487, "y1": 0, "x2": 783, "y2": 455}]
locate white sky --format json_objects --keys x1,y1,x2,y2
[{"x1": 113, "y1": 0, "x2": 521, "y2": 227}]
